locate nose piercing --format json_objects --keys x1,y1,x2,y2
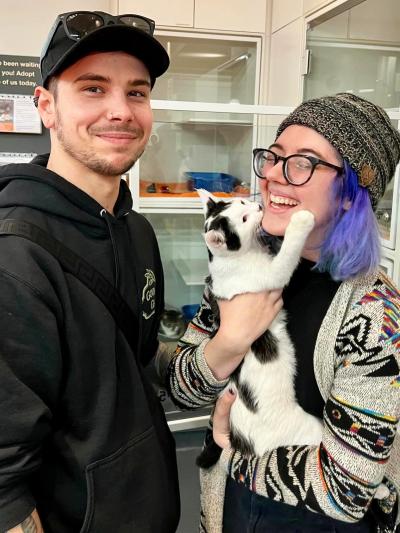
[{"x1": 108, "y1": 112, "x2": 115, "y2": 120}]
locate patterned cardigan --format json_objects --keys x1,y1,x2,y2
[{"x1": 165, "y1": 271, "x2": 400, "y2": 533}]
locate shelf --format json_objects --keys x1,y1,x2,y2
[
  {"x1": 173, "y1": 258, "x2": 208, "y2": 286},
  {"x1": 139, "y1": 192, "x2": 251, "y2": 212},
  {"x1": 182, "y1": 118, "x2": 253, "y2": 125},
  {"x1": 140, "y1": 197, "x2": 204, "y2": 212}
]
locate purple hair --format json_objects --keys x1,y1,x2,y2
[{"x1": 315, "y1": 160, "x2": 381, "y2": 281}]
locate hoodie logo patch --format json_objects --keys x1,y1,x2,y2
[{"x1": 142, "y1": 269, "x2": 156, "y2": 320}]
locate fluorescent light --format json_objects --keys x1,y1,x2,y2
[{"x1": 179, "y1": 53, "x2": 226, "y2": 58}]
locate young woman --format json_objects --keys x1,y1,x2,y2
[{"x1": 166, "y1": 93, "x2": 400, "y2": 532}]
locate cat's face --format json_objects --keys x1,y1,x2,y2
[{"x1": 197, "y1": 189, "x2": 263, "y2": 256}]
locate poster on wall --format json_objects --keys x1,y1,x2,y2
[
  {"x1": 0, "y1": 152, "x2": 36, "y2": 166},
  {"x1": 0, "y1": 94, "x2": 41, "y2": 133},
  {"x1": 0, "y1": 55, "x2": 42, "y2": 134}
]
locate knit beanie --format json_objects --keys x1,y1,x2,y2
[{"x1": 276, "y1": 93, "x2": 400, "y2": 210}]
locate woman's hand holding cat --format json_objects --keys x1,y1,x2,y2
[
  {"x1": 212, "y1": 388, "x2": 236, "y2": 449},
  {"x1": 205, "y1": 289, "x2": 283, "y2": 380}
]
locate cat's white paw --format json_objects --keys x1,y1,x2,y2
[
  {"x1": 288, "y1": 210, "x2": 315, "y2": 232},
  {"x1": 374, "y1": 484, "x2": 390, "y2": 500}
]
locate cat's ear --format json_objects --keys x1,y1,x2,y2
[
  {"x1": 196, "y1": 188, "x2": 218, "y2": 215},
  {"x1": 204, "y1": 229, "x2": 226, "y2": 250}
]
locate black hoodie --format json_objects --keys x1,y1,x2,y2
[{"x1": 0, "y1": 155, "x2": 180, "y2": 532}]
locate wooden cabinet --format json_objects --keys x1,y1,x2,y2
[
  {"x1": 309, "y1": 10, "x2": 349, "y2": 39},
  {"x1": 194, "y1": 0, "x2": 267, "y2": 33},
  {"x1": 268, "y1": 18, "x2": 304, "y2": 105},
  {"x1": 349, "y1": 0, "x2": 400, "y2": 42},
  {"x1": 118, "y1": 0, "x2": 194, "y2": 27},
  {"x1": 120, "y1": 0, "x2": 268, "y2": 33},
  {"x1": 272, "y1": 0, "x2": 302, "y2": 32},
  {"x1": 303, "y1": 0, "x2": 335, "y2": 15},
  {"x1": 1, "y1": 0, "x2": 112, "y2": 55}
]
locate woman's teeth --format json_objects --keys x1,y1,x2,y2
[{"x1": 270, "y1": 194, "x2": 299, "y2": 206}]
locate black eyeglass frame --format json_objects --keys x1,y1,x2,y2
[
  {"x1": 41, "y1": 11, "x2": 155, "y2": 63},
  {"x1": 253, "y1": 148, "x2": 343, "y2": 186}
]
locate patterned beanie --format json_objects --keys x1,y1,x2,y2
[{"x1": 276, "y1": 93, "x2": 400, "y2": 210}]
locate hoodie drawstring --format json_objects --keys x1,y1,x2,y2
[{"x1": 100, "y1": 208, "x2": 120, "y2": 288}]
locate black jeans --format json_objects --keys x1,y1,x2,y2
[{"x1": 223, "y1": 477, "x2": 374, "y2": 533}]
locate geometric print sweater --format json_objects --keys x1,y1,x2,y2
[{"x1": 166, "y1": 270, "x2": 400, "y2": 532}]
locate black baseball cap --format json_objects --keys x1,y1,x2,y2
[{"x1": 40, "y1": 11, "x2": 170, "y2": 88}]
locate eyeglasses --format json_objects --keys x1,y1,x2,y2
[
  {"x1": 253, "y1": 148, "x2": 343, "y2": 186},
  {"x1": 41, "y1": 11, "x2": 155, "y2": 61}
]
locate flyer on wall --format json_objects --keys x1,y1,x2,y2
[
  {"x1": 0, "y1": 94, "x2": 41, "y2": 134},
  {"x1": 0, "y1": 152, "x2": 36, "y2": 166}
]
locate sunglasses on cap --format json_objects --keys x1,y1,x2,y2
[{"x1": 41, "y1": 11, "x2": 155, "y2": 62}]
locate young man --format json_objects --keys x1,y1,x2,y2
[{"x1": 0, "y1": 11, "x2": 179, "y2": 533}]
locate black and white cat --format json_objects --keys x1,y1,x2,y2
[
  {"x1": 195, "y1": 189, "x2": 390, "y2": 500},
  {"x1": 196, "y1": 188, "x2": 323, "y2": 466}
]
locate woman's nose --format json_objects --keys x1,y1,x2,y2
[{"x1": 265, "y1": 160, "x2": 286, "y2": 183}]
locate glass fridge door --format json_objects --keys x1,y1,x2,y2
[
  {"x1": 152, "y1": 32, "x2": 259, "y2": 105},
  {"x1": 139, "y1": 107, "x2": 255, "y2": 208}
]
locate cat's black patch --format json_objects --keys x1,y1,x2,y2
[
  {"x1": 200, "y1": 306, "x2": 216, "y2": 331},
  {"x1": 230, "y1": 428, "x2": 255, "y2": 456},
  {"x1": 209, "y1": 216, "x2": 241, "y2": 251},
  {"x1": 206, "y1": 199, "x2": 229, "y2": 219},
  {"x1": 207, "y1": 248, "x2": 213, "y2": 262},
  {"x1": 237, "y1": 380, "x2": 258, "y2": 413},
  {"x1": 251, "y1": 330, "x2": 278, "y2": 364}
]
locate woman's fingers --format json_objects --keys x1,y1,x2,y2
[
  {"x1": 205, "y1": 289, "x2": 284, "y2": 380},
  {"x1": 213, "y1": 388, "x2": 236, "y2": 449},
  {"x1": 218, "y1": 289, "x2": 283, "y2": 350}
]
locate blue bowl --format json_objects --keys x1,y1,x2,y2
[
  {"x1": 181, "y1": 304, "x2": 200, "y2": 321},
  {"x1": 186, "y1": 172, "x2": 236, "y2": 193}
]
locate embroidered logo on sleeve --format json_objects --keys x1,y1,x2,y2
[{"x1": 142, "y1": 269, "x2": 156, "y2": 320}]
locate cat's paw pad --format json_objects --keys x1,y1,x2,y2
[{"x1": 289, "y1": 210, "x2": 315, "y2": 231}]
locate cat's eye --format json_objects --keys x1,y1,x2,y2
[{"x1": 243, "y1": 215, "x2": 248, "y2": 222}]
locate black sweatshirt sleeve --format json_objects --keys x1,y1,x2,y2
[{"x1": 0, "y1": 268, "x2": 63, "y2": 530}]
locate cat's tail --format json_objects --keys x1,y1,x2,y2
[
  {"x1": 196, "y1": 427, "x2": 223, "y2": 469},
  {"x1": 196, "y1": 440, "x2": 223, "y2": 469}
]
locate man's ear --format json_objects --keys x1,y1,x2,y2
[{"x1": 34, "y1": 86, "x2": 56, "y2": 129}]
